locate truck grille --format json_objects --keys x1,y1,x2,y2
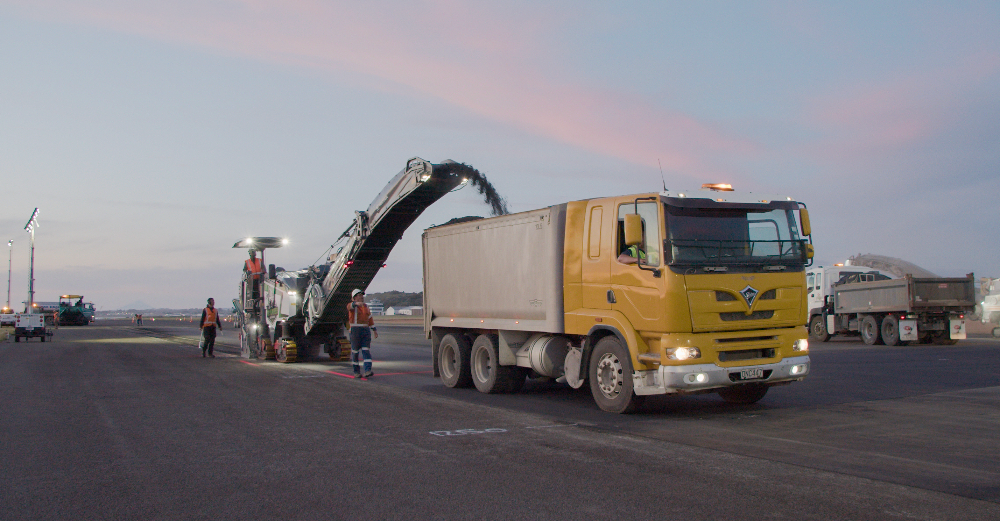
[
  {"x1": 718, "y1": 348, "x2": 775, "y2": 362},
  {"x1": 720, "y1": 310, "x2": 774, "y2": 321}
]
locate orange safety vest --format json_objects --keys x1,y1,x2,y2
[
  {"x1": 202, "y1": 307, "x2": 219, "y2": 328},
  {"x1": 347, "y1": 302, "x2": 374, "y2": 327},
  {"x1": 245, "y1": 258, "x2": 263, "y2": 279}
]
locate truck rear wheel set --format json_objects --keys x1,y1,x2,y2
[
  {"x1": 438, "y1": 334, "x2": 473, "y2": 388},
  {"x1": 470, "y1": 334, "x2": 526, "y2": 393}
]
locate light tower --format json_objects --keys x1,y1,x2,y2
[
  {"x1": 4, "y1": 239, "x2": 11, "y2": 313},
  {"x1": 24, "y1": 208, "x2": 39, "y2": 313}
]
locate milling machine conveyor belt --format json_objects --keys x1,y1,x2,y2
[{"x1": 301, "y1": 158, "x2": 467, "y2": 337}]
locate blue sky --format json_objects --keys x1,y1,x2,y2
[{"x1": 1, "y1": 1, "x2": 997, "y2": 309}]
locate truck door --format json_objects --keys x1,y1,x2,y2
[
  {"x1": 610, "y1": 201, "x2": 664, "y2": 331},
  {"x1": 807, "y1": 270, "x2": 824, "y2": 313}
]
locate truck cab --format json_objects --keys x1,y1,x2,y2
[{"x1": 806, "y1": 266, "x2": 889, "y2": 341}]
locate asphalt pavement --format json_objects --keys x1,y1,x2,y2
[{"x1": 2, "y1": 319, "x2": 999, "y2": 520}]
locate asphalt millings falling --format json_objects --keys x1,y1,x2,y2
[{"x1": 438, "y1": 162, "x2": 509, "y2": 216}]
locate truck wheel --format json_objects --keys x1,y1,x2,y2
[
  {"x1": 470, "y1": 334, "x2": 523, "y2": 393},
  {"x1": 861, "y1": 315, "x2": 883, "y2": 345},
  {"x1": 809, "y1": 316, "x2": 830, "y2": 342},
  {"x1": 41, "y1": 335, "x2": 46, "y2": 342},
  {"x1": 588, "y1": 336, "x2": 644, "y2": 414},
  {"x1": 14, "y1": 336, "x2": 19, "y2": 342},
  {"x1": 880, "y1": 315, "x2": 903, "y2": 346},
  {"x1": 439, "y1": 333, "x2": 472, "y2": 388},
  {"x1": 718, "y1": 383, "x2": 769, "y2": 404}
]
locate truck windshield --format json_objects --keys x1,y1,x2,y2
[{"x1": 664, "y1": 204, "x2": 806, "y2": 268}]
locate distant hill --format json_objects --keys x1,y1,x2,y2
[{"x1": 367, "y1": 291, "x2": 422, "y2": 308}]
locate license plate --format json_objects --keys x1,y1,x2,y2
[{"x1": 736, "y1": 368, "x2": 764, "y2": 381}]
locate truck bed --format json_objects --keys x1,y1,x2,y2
[
  {"x1": 834, "y1": 274, "x2": 975, "y2": 314},
  {"x1": 422, "y1": 205, "x2": 567, "y2": 334}
]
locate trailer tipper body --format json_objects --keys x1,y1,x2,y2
[{"x1": 424, "y1": 187, "x2": 814, "y2": 413}]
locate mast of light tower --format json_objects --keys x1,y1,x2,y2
[
  {"x1": 5, "y1": 240, "x2": 11, "y2": 313},
  {"x1": 24, "y1": 208, "x2": 39, "y2": 313}
]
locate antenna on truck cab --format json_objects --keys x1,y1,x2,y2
[{"x1": 658, "y1": 159, "x2": 668, "y2": 192}]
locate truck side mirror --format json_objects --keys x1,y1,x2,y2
[
  {"x1": 806, "y1": 243, "x2": 814, "y2": 259},
  {"x1": 268, "y1": 264, "x2": 276, "y2": 279},
  {"x1": 800, "y1": 208, "x2": 811, "y2": 236},
  {"x1": 624, "y1": 214, "x2": 643, "y2": 246}
]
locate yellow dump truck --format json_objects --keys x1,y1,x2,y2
[{"x1": 423, "y1": 185, "x2": 814, "y2": 413}]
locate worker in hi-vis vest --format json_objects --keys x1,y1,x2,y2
[
  {"x1": 245, "y1": 250, "x2": 264, "y2": 280},
  {"x1": 347, "y1": 289, "x2": 378, "y2": 378},
  {"x1": 199, "y1": 298, "x2": 222, "y2": 358}
]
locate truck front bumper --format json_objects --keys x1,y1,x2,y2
[{"x1": 632, "y1": 355, "x2": 811, "y2": 396}]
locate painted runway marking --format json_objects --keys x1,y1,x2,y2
[
  {"x1": 429, "y1": 428, "x2": 507, "y2": 437},
  {"x1": 239, "y1": 360, "x2": 260, "y2": 366}
]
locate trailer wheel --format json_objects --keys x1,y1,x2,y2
[
  {"x1": 14, "y1": 335, "x2": 19, "y2": 342},
  {"x1": 438, "y1": 333, "x2": 472, "y2": 388},
  {"x1": 861, "y1": 315, "x2": 883, "y2": 345},
  {"x1": 880, "y1": 315, "x2": 903, "y2": 346},
  {"x1": 470, "y1": 334, "x2": 524, "y2": 394},
  {"x1": 718, "y1": 383, "x2": 769, "y2": 404},
  {"x1": 809, "y1": 316, "x2": 830, "y2": 342},
  {"x1": 588, "y1": 336, "x2": 644, "y2": 414}
]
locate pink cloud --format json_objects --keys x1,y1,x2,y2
[
  {"x1": 806, "y1": 52, "x2": 1000, "y2": 158},
  {"x1": 8, "y1": 0, "x2": 756, "y2": 179}
]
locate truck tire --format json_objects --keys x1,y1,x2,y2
[
  {"x1": 14, "y1": 336, "x2": 18, "y2": 342},
  {"x1": 861, "y1": 315, "x2": 883, "y2": 345},
  {"x1": 438, "y1": 333, "x2": 472, "y2": 388},
  {"x1": 718, "y1": 383, "x2": 769, "y2": 404},
  {"x1": 41, "y1": 335, "x2": 46, "y2": 342},
  {"x1": 880, "y1": 315, "x2": 904, "y2": 346},
  {"x1": 470, "y1": 334, "x2": 524, "y2": 393},
  {"x1": 588, "y1": 336, "x2": 644, "y2": 414},
  {"x1": 809, "y1": 316, "x2": 830, "y2": 342}
]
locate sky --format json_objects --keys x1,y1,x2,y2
[{"x1": 1, "y1": 0, "x2": 998, "y2": 310}]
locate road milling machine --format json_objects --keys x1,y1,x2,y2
[{"x1": 233, "y1": 158, "x2": 469, "y2": 362}]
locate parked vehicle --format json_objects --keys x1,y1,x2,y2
[{"x1": 14, "y1": 313, "x2": 52, "y2": 342}]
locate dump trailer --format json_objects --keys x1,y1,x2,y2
[
  {"x1": 424, "y1": 186, "x2": 815, "y2": 413},
  {"x1": 233, "y1": 158, "x2": 467, "y2": 362},
  {"x1": 821, "y1": 274, "x2": 976, "y2": 346}
]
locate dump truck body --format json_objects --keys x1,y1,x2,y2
[{"x1": 424, "y1": 189, "x2": 813, "y2": 412}]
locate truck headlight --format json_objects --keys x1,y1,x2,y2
[
  {"x1": 792, "y1": 339, "x2": 809, "y2": 352},
  {"x1": 667, "y1": 347, "x2": 702, "y2": 361}
]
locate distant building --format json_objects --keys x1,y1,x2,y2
[
  {"x1": 384, "y1": 306, "x2": 423, "y2": 316},
  {"x1": 367, "y1": 298, "x2": 385, "y2": 316}
]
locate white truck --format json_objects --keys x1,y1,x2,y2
[
  {"x1": 976, "y1": 277, "x2": 1000, "y2": 337},
  {"x1": 807, "y1": 265, "x2": 975, "y2": 345},
  {"x1": 14, "y1": 313, "x2": 52, "y2": 342}
]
